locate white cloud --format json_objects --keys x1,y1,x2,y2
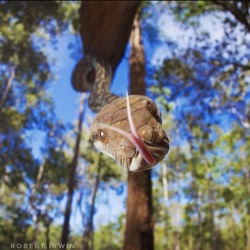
[
  {"x1": 151, "y1": 45, "x2": 171, "y2": 66},
  {"x1": 151, "y1": 10, "x2": 225, "y2": 65}
]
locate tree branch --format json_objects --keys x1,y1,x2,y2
[
  {"x1": 0, "y1": 70, "x2": 15, "y2": 109},
  {"x1": 212, "y1": 0, "x2": 250, "y2": 33}
]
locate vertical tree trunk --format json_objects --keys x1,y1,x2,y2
[
  {"x1": 82, "y1": 154, "x2": 102, "y2": 250},
  {"x1": 123, "y1": 14, "x2": 154, "y2": 250},
  {"x1": 161, "y1": 162, "x2": 168, "y2": 205},
  {"x1": 204, "y1": 159, "x2": 219, "y2": 250},
  {"x1": 196, "y1": 189, "x2": 202, "y2": 250},
  {"x1": 245, "y1": 167, "x2": 250, "y2": 250},
  {"x1": 161, "y1": 162, "x2": 170, "y2": 249},
  {"x1": 80, "y1": 1, "x2": 140, "y2": 71},
  {"x1": 0, "y1": 70, "x2": 15, "y2": 109},
  {"x1": 61, "y1": 94, "x2": 86, "y2": 246},
  {"x1": 189, "y1": 144, "x2": 202, "y2": 250},
  {"x1": 45, "y1": 219, "x2": 52, "y2": 250},
  {"x1": 247, "y1": 219, "x2": 250, "y2": 250},
  {"x1": 173, "y1": 230, "x2": 180, "y2": 250},
  {"x1": 31, "y1": 158, "x2": 46, "y2": 244}
]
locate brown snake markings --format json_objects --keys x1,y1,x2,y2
[{"x1": 71, "y1": 56, "x2": 169, "y2": 171}]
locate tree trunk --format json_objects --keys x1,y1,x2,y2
[
  {"x1": 0, "y1": 70, "x2": 15, "y2": 109},
  {"x1": 123, "y1": 14, "x2": 154, "y2": 250},
  {"x1": 82, "y1": 154, "x2": 102, "y2": 250},
  {"x1": 245, "y1": 167, "x2": 250, "y2": 250},
  {"x1": 173, "y1": 230, "x2": 180, "y2": 250},
  {"x1": 189, "y1": 144, "x2": 202, "y2": 250},
  {"x1": 30, "y1": 158, "x2": 46, "y2": 244},
  {"x1": 80, "y1": 1, "x2": 140, "y2": 71},
  {"x1": 45, "y1": 219, "x2": 52, "y2": 250},
  {"x1": 61, "y1": 94, "x2": 86, "y2": 246},
  {"x1": 161, "y1": 162, "x2": 169, "y2": 205},
  {"x1": 196, "y1": 189, "x2": 202, "y2": 250},
  {"x1": 247, "y1": 219, "x2": 250, "y2": 250}
]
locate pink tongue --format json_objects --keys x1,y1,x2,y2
[
  {"x1": 125, "y1": 93, "x2": 155, "y2": 165},
  {"x1": 99, "y1": 94, "x2": 155, "y2": 166}
]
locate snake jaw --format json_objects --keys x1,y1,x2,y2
[{"x1": 93, "y1": 140, "x2": 116, "y2": 160}]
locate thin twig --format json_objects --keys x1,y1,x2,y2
[{"x1": 0, "y1": 70, "x2": 15, "y2": 109}]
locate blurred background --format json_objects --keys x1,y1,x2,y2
[{"x1": 0, "y1": 1, "x2": 249, "y2": 250}]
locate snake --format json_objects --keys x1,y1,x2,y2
[{"x1": 71, "y1": 55, "x2": 169, "y2": 172}]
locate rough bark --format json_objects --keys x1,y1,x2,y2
[
  {"x1": 61, "y1": 94, "x2": 86, "y2": 246},
  {"x1": 123, "y1": 14, "x2": 154, "y2": 250},
  {"x1": 80, "y1": 1, "x2": 141, "y2": 71}
]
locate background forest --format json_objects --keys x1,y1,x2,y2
[{"x1": 0, "y1": 1, "x2": 249, "y2": 250}]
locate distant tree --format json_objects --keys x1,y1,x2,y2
[
  {"x1": 123, "y1": 13, "x2": 154, "y2": 250},
  {"x1": 141, "y1": 1, "x2": 249, "y2": 249},
  {"x1": 0, "y1": 1, "x2": 79, "y2": 245}
]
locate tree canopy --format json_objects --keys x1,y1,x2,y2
[{"x1": 0, "y1": 1, "x2": 249, "y2": 250}]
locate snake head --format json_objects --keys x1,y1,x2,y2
[{"x1": 90, "y1": 95, "x2": 169, "y2": 172}]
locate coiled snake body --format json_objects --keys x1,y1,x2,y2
[{"x1": 72, "y1": 56, "x2": 169, "y2": 171}]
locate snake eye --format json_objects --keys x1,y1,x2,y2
[
  {"x1": 147, "y1": 101, "x2": 162, "y2": 124},
  {"x1": 98, "y1": 129, "x2": 109, "y2": 144}
]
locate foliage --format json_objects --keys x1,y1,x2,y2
[
  {"x1": 143, "y1": 1, "x2": 250, "y2": 249},
  {"x1": 0, "y1": 1, "x2": 250, "y2": 250},
  {"x1": 0, "y1": 1, "x2": 80, "y2": 246},
  {"x1": 94, "y1": 220, "x2": 123, "y2": 250}
]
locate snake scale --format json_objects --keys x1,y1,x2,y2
[{"x1": 71, "y1": 56, "x2": 169, "y2": 171}]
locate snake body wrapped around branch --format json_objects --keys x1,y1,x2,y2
[{"x1": 71, "y1": 56, "x2": 169, "y2": 171}]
